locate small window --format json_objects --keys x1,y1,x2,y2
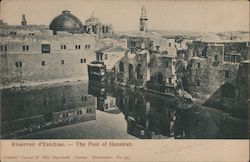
[
  {"x1": 169, "y1": 43, "x2": 171, "y2": 47},
  {"x1": 61, "y1": 45, "x2": 66, "y2": 49},
  {"x1": 75, "y1": 45, "x2": 81, "y2": 49},
  {"x1": 84, "y1": 59, "x2": 86, "y2": 63},
  {"x1": 42, "y1": 61, "x2": 45, "y2": 66},
  {"x1": 80, "y1": 59, "x2": 84, "y2": 63},
  {"x1": 198, "y1": 63, "x2": 200, "y2": 68},
  {"x1": 196, "y1": 80, "x2": 200, "y2": 86},
  {"x1": 225, "y1": 70, "x2": 229, "y2": 78},
  {"x1": 61, "y1": 60, "x2": 64, "y2": 65},
  {"x1": 214, "y1": 55, "x2": 218, "y2": 61},
  {"x1": 166, "y1": 61, "x2": 169, "y2": 67},
  {"x1": 15, "y1": 61, "x2": 22, "y2": 67},
  {"x1": 41, "y1": 44, "x2": 50, "y2": 53},
  {"x1": 105, "y1": 54, "x2": 108, "y2": 60},
  {"x1": 156, "y1": 46, "x2": 160, "y2": 51},
  {"x1": 4, "y1": 45, "x2": 7, "y2": 51},
  {"x1": 22, "y1": 45, "x2": 29, "y2": 51},
  {"x1": 0, "y1": 46, "x2": 3, "y2": 51}
]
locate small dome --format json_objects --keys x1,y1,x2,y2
[
  {"x1": 85, "y1": 13, "x2": 101, "y2": 26},
  {"x1": 49, "y1": 10, "x2": 83, "y2": 34}
]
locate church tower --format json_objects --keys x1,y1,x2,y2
[
  {"x1": 139, "y1": 6, "x2": 148, "y2": 32},
  {"x1": 21, "y1": 14, "x2": 27, "y2": 25}
]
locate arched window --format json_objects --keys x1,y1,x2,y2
[
  {"x1": 119, "y1": 62, "x2": 124, "y2": 72},
  {"x1": 136, "y1": 64, "x2": 143, "y2": 79},
  {"x1": 158, "y1": 72, "x2": 163, "y2": 84},
  {"x1": 129, "y1": 64, "x2": 134, "y2": 80}
]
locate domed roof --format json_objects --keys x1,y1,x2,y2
[
  {"x1": 49, "y1": 10, "x2": 83, "y2": 34},
  {"x1": 85, "y1": 13, "x2": 101, "y2": 25}
]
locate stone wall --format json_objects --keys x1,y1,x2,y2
[{"x1": 0, "y1": 35, "x2": 96, "y2": 88}]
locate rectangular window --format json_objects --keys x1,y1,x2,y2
[
  {"x1": 225, "y1": 70, "x2": 229, "y2": 78},
  {"x1": 0, "y1": 46, "x2": 3, "y2": 51},
  {"x1": 15, "y1": 61, "x2": 22, "y2": 67},
  {"x1": 85, "y1": 44, "x2": 91, "y2": 49},
  {"x1": 84, "y1": 58, "x2": 86, "y2": 63},
  {"x1": 169, "y1": 43, "x2": 171, "y2": 47},
  {"x1": 105, "y1": 54, "x2": 108, "y2": 60},
  {"x1": 61, "y1": 45, "x2": 66, "y2": 49},
  {"x1": 80, "y1": 59, "x2": 83, "y2": 63},
  {"x1": 61, "y1": 60, "x2": 64, "y2": 65},
  {"x1": 42, "y1": 61, "x2": 45, "y2": 66},
  {"x1": 166, "y1": 61, "x2": 169, "y2": 67},
  {"x1": 198, "y1": 63, "x2": 200, "y2": 68},
  {"x1": 196, "y1": 80, "x2": 200, "y2": 86},
  {"x1": 41, "y1": 44, "x2": 51, "y2": 53},
  {"x1": 75, "y1": 45, "x2": 81, "y2": 49},
  {"x1": 4, "y1": 45, "x2": 7, "y2": 51},
  {"x1": 214, "y1": 55, "x2": 218, "y2": 61},
  {"x1": 22, "y1": 45, "x2": 29, "y2": 51}
]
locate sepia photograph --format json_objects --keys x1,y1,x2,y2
[
  {"x1": 0, "y1": 1, "x2": 249, "y2": 161},
  {"x1": 0, "y1": 0, "x2": 249, "y2": 141}
]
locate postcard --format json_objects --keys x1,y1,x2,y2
[{"x1": 0, "y1": 0, "x2": 249, "y2": 161}]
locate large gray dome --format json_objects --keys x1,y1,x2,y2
[{"x1": 49, "y1": 10, "x2": 83, "y2": 34}]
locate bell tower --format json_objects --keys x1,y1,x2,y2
[
  {"x1": 139, "y1": 6, "x2": 148, "y2": 32},
  {"x1": 21, "y1": 14, "x2": 27, "y2": 25}
]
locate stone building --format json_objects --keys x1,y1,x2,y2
[
  {"x1": 83, "y1": 13, "x2": 113, "y2": 39},
  {"x1": 96, "y1": 45, "x2": 127, "y2": 70},
  {"x1": 0, "y1": 11, "x2": 98, "y2": 88},
  {"x1": 147, "y1": 47, "x2": 177, "y2": 95},
  {"x1": 185, "y1": 33, "x2": 250, "y2": 99},
  {"x1": 115, "y1": 49, "x2": 151, "y2": 86},
  {"x1": 49, "y1": 10, "x2": 113, "y2": 38},
  {"x1": 0, "y1": 34, "x2": 96, "y2": 88}
]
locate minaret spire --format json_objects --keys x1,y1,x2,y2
[{"x1": 139, "y1": 5, "x2": 148, "y2": 32}]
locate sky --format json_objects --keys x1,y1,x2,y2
[{"x1": 0, "y1": 0, "x2": 249, "y2": 32}]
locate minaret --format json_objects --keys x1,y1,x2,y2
[
  {"x1": 21, "y1": 14, "x2": 27, "y2": 25},
  {"x1": 139, "y1": 6, "x2": 148, "y2": 32}
]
